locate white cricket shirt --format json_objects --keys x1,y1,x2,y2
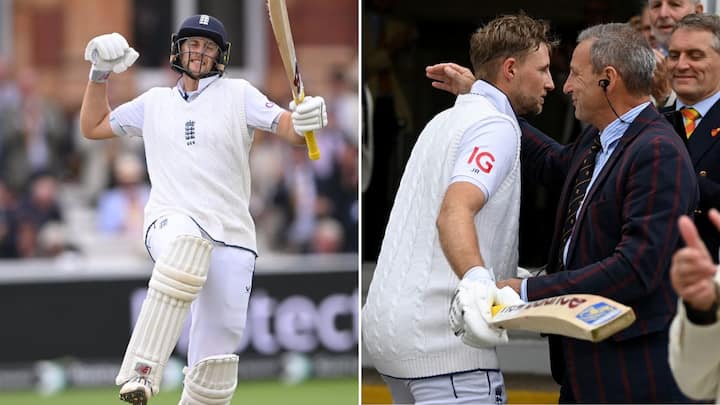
[{"x1": 109, "y1": 76, "x2": 284, "y2": 254}]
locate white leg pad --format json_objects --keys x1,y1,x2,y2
[
  {"x1": 116, "y1": 235, "x2": 213, "y2": 394},
  {"x1": 178, "y1": 354, "x2": 239, "y2": 405}
]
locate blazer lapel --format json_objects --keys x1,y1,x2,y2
[
  {"x1": 565, "y1": 105, "x2": 656, "y2": 264},
  {"x1": 582, "y1": 105, "x2": 655, "y2": 206},
  {"x1": 659, "y1": 105, "x2": 686, "y2": 143}
]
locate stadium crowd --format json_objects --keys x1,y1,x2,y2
[{"x1": 0, "y1": 56, "x2": 358, "y2": 260}]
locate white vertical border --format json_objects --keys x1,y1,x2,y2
[{"x1": 356, "y1": 0, "x2": 364, "y2": 404}]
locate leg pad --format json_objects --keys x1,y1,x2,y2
[
  {"x1": 116, "y1": 235, "x2": 213, "y2": 394},
  {"x1": 179, "y1": 354, "x2": 239, "y2": 405}
]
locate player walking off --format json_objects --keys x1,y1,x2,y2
[{"x1": 79, "y1": 14, "x2": 327, "y2": 405}]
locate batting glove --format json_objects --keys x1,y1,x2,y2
[
  {"x1": 290, "y1": 96, "x2": 328, "y2": 135},
  {"x1": 516, "y1": 266, "x2": 533, "y2": 279},
  {"x1": 449, "y1": 266, "x2": 509, "y2": 349},
  {"x1": 495, "y1": 285, "x2": 524, "y2": 307},
  {"x1": 84, "y1": 33, "x2": 139, "y2": 83}
]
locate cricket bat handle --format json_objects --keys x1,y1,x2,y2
[
  {"x1": 304, "y1": 130, "x2": 320, "y2": 160},
  {"x1": 293, "y1": 93, "x2": 320, "y2": 160}
]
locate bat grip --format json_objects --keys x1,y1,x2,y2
[
  {"x1": 293, "y1": 93, "x2": 321, "y2": 160},
  {"x1": 304, "y1": 130, "x2": 320, "y2": 160}
]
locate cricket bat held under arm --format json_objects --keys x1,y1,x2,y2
[{"x1": 490, "y1": 294, "x2": 636, "y2": 342}]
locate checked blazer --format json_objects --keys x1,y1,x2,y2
[
  {"x1": 662, "y1": 97, "x2": 720, "y2": 261},
  {"x1": 520, "y1": 104, "x2": 698, "y2": 403}
]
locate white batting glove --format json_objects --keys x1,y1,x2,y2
[
  {"x1": 495, "y1": 286, "x2": 524, "y2": 307},
  {"x1": 516, "y1": 266, "x2": 533, "y2": 279},
  {"x1": 84, "y1": 33, "x2": 139, "y2": 83},
  {"x1": 289, "y1": 96, "x2": 328, "y2": 135},
  {"x1": 449, "y1": 266, "x2": 509, "y2": 349}
]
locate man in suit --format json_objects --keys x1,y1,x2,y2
[
  {"x1": 427, "y1": 23, "x2": 698, "y2": 403},
  {"x1": 513, "y1": 24, "x2": 697, "y2": 403},
  {"x1": 662, "y1": 13, "x2": 720, "y2": 261}
]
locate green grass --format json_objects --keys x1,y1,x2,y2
[{"x1": 0, "y1": 377, "x2": 358, "y2": 405}]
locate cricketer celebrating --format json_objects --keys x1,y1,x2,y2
[{"x1": 79, "y1": 14, "x2": 327, "y2": 405}]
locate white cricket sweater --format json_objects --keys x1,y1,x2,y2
[
  {"x1": 141, "y1": 78, "x2": 257, "y2": 253},
  {"x1": 362, "y1": 92, "x2": 521, "y2": 378}
]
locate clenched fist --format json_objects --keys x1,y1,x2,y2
[{"x1": 84, "y1": 33, "x2": 139, "y2": 82}]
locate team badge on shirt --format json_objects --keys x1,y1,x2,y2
[
  {"x1": 185, "y1": 120, "x2": 196, "y2": 146},
  {"x1": 467, "y1": 147, "x2": 495, "y2": 174}
]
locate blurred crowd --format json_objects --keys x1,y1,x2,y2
[{"x1": 0, "y1": 56, "x2": 358, "y2": 260}]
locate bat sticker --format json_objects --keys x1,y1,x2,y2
[{"x1": 576, "y1": 302, "x2": 622, "y2": 326}]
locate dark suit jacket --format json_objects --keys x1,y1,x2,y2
[
  {"x1": 661, "y1": 100, "x2": 720, "y2": 261},
  {"x1": 520, "y1": 105, "x2": 698, "y2": 403}
]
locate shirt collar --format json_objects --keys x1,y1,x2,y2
[
  {"x1": 676, "y1": 91, "x2": 720, "y2": 117},
  {"x1": 176, "y1": 75, "x2": 220, "y2": 101},
  {"x1": 467, "y1": 80, "x2": 516, "y2": 118},
  {"x1": 598, "y1": 101, "x2": 651, "y2": 151}
]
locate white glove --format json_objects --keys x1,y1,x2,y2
[
  {"x1": 495, "y1": 286, "x2": 524, "y2": 307},
  {"x1": 289, "y1": 96, "x2": 328, "y2": 135},
  {"x1": 516, "y1": 266, "x2": 533, "y2": 279},
  {"x1": 449, "y1": 266, "x2": 509, "y2": 349},
  {"x1": 84, "y1": 33, "x2": 139, "y2": 83}
]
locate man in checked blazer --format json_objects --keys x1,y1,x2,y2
[
  {"x1": 427, "y1": 23, "x2": 698, "y2": 402},
  {"x1": 661, "y1": 13, "x2": 720, "y2": 262}
]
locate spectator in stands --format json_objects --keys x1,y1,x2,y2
[
  {"x1": 0, "y1": 179, "x2": 17, "y2": 258},
  {"x1": 630, "y1": 5, "x2": 658, "y2": 49},
  {"x1": 0, "y1": 68, "x2": 69, "y2": 191},
  {"x1": 0, "y1": 55, "x2": 19, "y2": 113},
  {"x1": 14, "y1": 171, "x2": 63, "y2": 258},
  {"x1": 311, "y1": 217, "x2": 345, "y2": 254},
  {"x1": 97, "y1": 153, "x2": 150, "y2": 236},
  {"x1": 37, "y1": 220, "x2": 79, "y2": 259},
  {"x1": 327, "y1": 65, "x2": 359, "y2": 144},
  {"x1": 274, "y1": 147, "x2": 319, "y2": 252},
  {"x1": 327, "y1": 143, "x2": 358, "y2": 252}
]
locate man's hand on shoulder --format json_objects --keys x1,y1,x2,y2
[{"x1": 425, "y1": 63, "x2": 474, "y2": 95}]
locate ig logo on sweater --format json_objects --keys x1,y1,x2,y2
[{"x1": 467, "y1": 147, "x2": 495, "y2": 174}]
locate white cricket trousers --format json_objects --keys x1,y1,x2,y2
[
  {"x1": 382, "y1": 369, "x2": 507, "y2": 404},
  {"x1": 144, "y1": 214, "x2": 255, "y2": 367}
]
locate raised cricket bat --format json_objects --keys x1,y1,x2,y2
[
  {"x1": 490, "y1": 294, "x2": 636, "y2": 342},
  {"x1": 267, "y1": 0, "x2": 321, "y2": 161}
]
